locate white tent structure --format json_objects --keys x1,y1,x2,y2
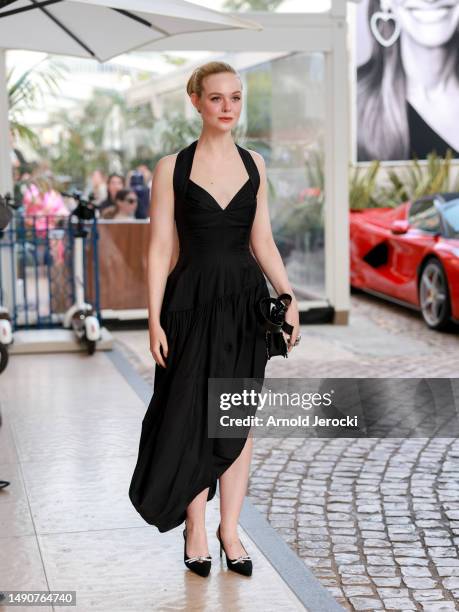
[{"x1": 1, "y1": 0, "x2": 352, "y2": 324}]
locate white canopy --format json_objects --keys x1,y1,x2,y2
[{"x1": 0, "y1": 0, "x2": 261, "y2": 62}]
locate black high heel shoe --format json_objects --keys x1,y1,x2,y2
[
  {"x1": 216, "y1": 524, "x2": 253, "y2": 576},
  {"x1": 183, "y1": 527, "x2": 212, "y2": 577}
]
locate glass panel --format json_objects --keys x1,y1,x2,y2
[
  {"x1": 243, "y1": 51, "x2": 326, "y2": 300},
  {"x1": 409, "y1": 199, "x2": 441, "y2": 233},
  {"x1": 442, "y1": 200, "x2": 459, "y2": 238},
  {"x1": 129, "y1": 51, "x2": 327, "y2": 302}
]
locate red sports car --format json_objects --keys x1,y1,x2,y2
[{"x1": 350, "y1": 192, "x2": 459, "y2": 330}]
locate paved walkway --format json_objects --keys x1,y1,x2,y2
[
  {"x1": 0, "y1": 348, "x2": 342, "y2": 612},
  {"x1": 114, "y1": 293, "x2": 459, "y2": 611}
]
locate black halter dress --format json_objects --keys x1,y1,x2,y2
[{"x1": 128, "y1": 139, "x2": 271, "y2": 533}]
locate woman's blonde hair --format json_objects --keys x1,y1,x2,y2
[{"x1": 186, "y1": 61, "x2": 241, "y2": 98}]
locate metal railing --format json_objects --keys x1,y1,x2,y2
[{"x1": 0, "y1": 211, "x2": 100, "y2": 330}]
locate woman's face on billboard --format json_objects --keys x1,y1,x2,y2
[{"x1": 389, "y1": 0, "x2": 459, "y2": 46}]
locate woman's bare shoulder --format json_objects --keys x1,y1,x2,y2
[
  {"x1": 246, "y1": 148, "x2": 266, "y2": 174},
  {"x1": 153, "y1": 153, "x2": 179, "y2": 186},
  {"x1": 154, "y1": 153, "x2": 178, "y2": 175}
]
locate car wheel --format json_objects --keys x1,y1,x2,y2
[{"x1": 419, "y1": 259, "x2": 451, "y2": 330}]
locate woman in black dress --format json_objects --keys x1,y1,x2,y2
[{"x1": 128, "y1": 61, "x2": 299, "y2": 577}]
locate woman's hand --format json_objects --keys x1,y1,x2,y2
[
  {"x1": 284, "y1": 298, "x2": 300, "y2": 353},
  {"x1": 149, "y1": 324, "x2": 168, "y2": 368}
]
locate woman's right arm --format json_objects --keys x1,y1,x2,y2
[{"x1": 146, "y1": 154, "x2": 176, "y2": 368}]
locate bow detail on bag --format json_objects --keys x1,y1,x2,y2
[{"x1": 255, "y1": 293, "x2": 294, "y2": 359}]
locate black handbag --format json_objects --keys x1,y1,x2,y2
[{"x1": 256, "y1": 293, "x2": 294, "y2": 359}]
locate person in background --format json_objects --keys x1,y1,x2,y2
[
  {"x1": 137, "y1": 164, "x2": 153, "y2": 191},
  {"x1": 22, "y1": 170, "x2": 69, "y2": 266},
  {"x1": 22, "y1": 170, "x2": 69, "y2": 229},
  {"x1": 128, "y1": 170, "x2": 150, "y2": 219},
  {"x1": 98, "y1": 173, "x2": 125, "y2": 212},
  {"x1": 101, "y1": 189, "x2": 138, "y2": 220},
  {"x1": 88, "y1": 169, "x2": 107, "y2": 205}
]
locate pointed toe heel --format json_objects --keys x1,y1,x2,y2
[
  {"x1": 183, "y1": 528, "x2": 212, "y2": 577},
  {"x1": 216, "y1": 524, "x2": 253, "y2": 577}
]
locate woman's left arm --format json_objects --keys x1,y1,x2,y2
[{"x1": 249, "y1": 150, "x2": 300, "y2": 352}]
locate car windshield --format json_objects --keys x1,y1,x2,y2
[{"x1": 443, "y1": 199, "x2": 459, "y2": 239}]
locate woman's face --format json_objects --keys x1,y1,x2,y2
[
  {"x1": 92, "y1": 170, "x2": 105, "y2": 188},
  {"x1": 192, "y1": 72, "x2": 242, "y2": 132},
  {"x1": 108, "y1": 176, "x2": 124, "y2": 199},
  {"x1": 389, "y1": 0, "x2": 459, "y2": 46},
  {"x1": 117, "y1": 192, "x2": 138, "y2": 216}
]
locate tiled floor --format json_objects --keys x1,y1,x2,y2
[
  {"x1": 0, "y1": 351, "x2": 309, "y2": 612},
  {"x1": 111, "y1": 292, "x2": 459, "y2": 611}
]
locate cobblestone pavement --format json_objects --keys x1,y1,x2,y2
[{"x1": 113, "y1": 292, "x2": 459, "y2": 611}]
